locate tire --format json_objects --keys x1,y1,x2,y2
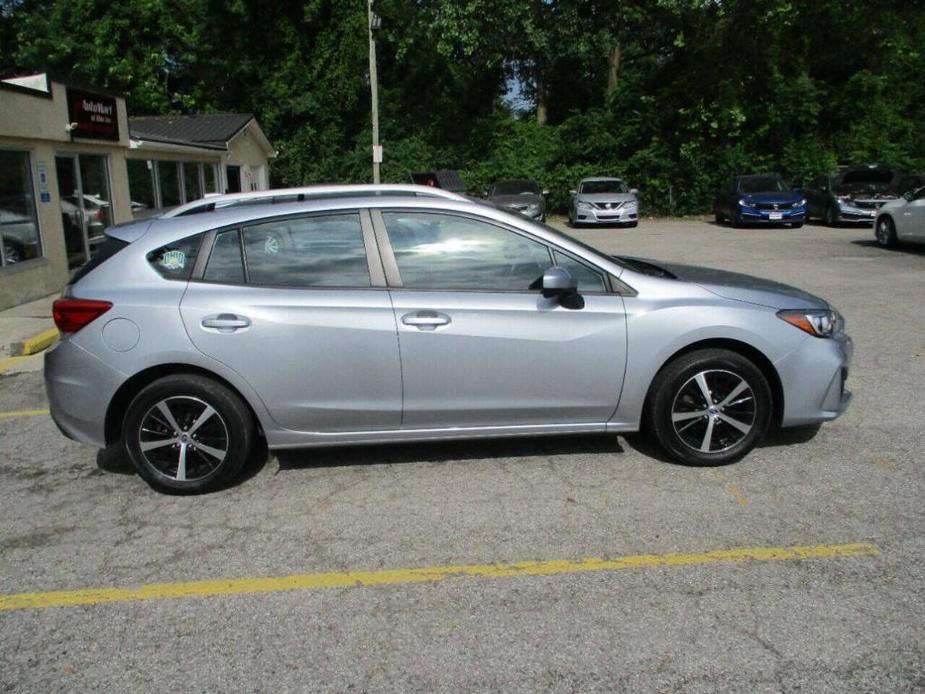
[
  {"x1": 825, "y1": 204, "x2": 838, "y2": 227},
  {"x1": 626, "y1": 221, "x2": 638, "y2": 228},
  {"x1": 875, "y1": 216, "x2": 897, "y2": 248},
  {"x1": 123, "y1": 374, "x2": 254, "y2": 494},
  {"x1": 645, "y1": 349, "x2": 772, "y2": 466},
  {"x1": 714, "y1": 211, "x2": 723, "y2": 225},
  {"x1": 731, "y1": 214, "x2": 743, "y2": 228}
]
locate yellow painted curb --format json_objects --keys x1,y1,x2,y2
[{"x1": 11, "y1": 326, "x2": 59, "y2": 356}]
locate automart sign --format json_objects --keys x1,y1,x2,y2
[{"x1": 66, "y1": 87, "x2": 119, "y2": 141}]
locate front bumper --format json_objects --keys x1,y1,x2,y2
[
  {"x1": 776, "y1": 331, "x2": 853, "y2": 427},
  {"x1": 834, "y1": 204, "x2": 880, "y2": 224},
  {"x1": 576, "y1": 206, "x2": 638, "y2": 224},
  {"x1": 738, "y1": 206, "x2": 806, "y2": 224},
  {"x1": 44, "y1": 338, "x2": 126, "y2": 449}
]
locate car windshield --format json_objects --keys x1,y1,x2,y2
[
  {"x1": 738, "y1": 177, "x2": 787, "y2": 193},
  {"x1": 492, "y1": 180, "x2": 540, "y2": 196},
  {"x1": 580, "y1": 180, "x2": 628, "y2": 195}
]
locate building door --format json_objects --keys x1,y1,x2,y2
[
  {"x1": 55, "y1": 153, "x2": 113, "y2": 269},
  {"x1": 225, "y1": 165, "x2": 241, "y2": 193}
]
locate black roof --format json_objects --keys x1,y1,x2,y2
[{"x1": 129, "y1": 113, "x2": 254, "y2": 149}]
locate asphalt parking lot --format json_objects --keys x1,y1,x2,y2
[{"x1": 1, "y1": 218, "x2": 924, "y2": 692}]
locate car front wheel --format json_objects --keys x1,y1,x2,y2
[
  {"x1": 875, "y1": 216, "x2": 897, "y2": 248},
  {"x1": 123, "y1": 374, "x2": 254, "y2": 494},
  {"x1": 646, "y1": 349, "x2": 772, "y2": 466}
]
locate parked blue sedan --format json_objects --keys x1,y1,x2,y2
[{"x1": 714, "y1": 175, "x2": 806, "y2": 228}]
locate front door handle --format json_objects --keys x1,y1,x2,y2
[
  {"x1": 201, "y1": 313, "x2": 251, "y2": 333},
  {"x1": 401, "y1": 310, "x2": 451, "y2": 331}
]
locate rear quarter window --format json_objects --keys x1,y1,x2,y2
[{"x1": 147, "y1": 233, "x2": 204, "y2": 280}]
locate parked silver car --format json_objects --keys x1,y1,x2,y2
[
  {"x1": 569, "y1": 177, "x2": 639, "y2": 227},
  {"x1": 46, "y1": 194, "x2": 852, "y2": 493},
  {"x1": 874, "y1": 185, "x2": 925, "y2": 247}
]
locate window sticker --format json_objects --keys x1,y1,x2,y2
[{"x1": 161, "y1": 250, "x2": 186, "y2": 271}]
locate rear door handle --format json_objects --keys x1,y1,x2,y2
[
  {"x1": 401, "y1": 311, "x2": 451, "y2": 331},
  {"x1": 201, "y1": 313, "x2": 251, "y2": 333}
]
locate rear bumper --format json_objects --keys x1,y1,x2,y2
[
  {"x1": 777, "y1": 332, "x2": 853, "y2": 427},
  {"x1": 44, "y1": 339, "x2": 125, "y2": 449}
]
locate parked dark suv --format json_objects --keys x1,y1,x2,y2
[{"x1": 805, "y1": 164, "x2": 904, "y2": 226}]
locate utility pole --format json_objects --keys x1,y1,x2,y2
[{"x1": 367, "y1": 0, "x2": 381, "y2": 184}]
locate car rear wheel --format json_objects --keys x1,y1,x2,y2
[
  {"x1": 825, "y1": 205, "x2": 838, "y2": 227},
  {"x1": 646, "y1": 349, "x2": 772, "y2": 466},
  {"x1": 875, "y1": 216, "x2": 897, "y2": 248},
  {"x1": 123, "y1": 374, "x2": 254, "y2": 494}
]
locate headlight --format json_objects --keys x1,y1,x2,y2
[
  {"x1": 577, "y1": 201, "x2": 592, "y2": 210},
  {"x1": 738, "y1": 198, "x2": 750, "y2": 207},
  {"x1": 624, "y1": 200, "x2": 637, "y2": 209},
  {"x1": 777, "y1": 309, "x2": 842, "y2": 338},
  {"x1": 796, "y1": 198, "x2": 806, "y2": 206},
  {"x1": 525, "y1": 203, "x2": 540, "y2": 214},
  {"x1": 837, "y1": 196, "x2": 852, "y2": 206}
]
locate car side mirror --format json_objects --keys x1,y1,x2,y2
[
  {"x1": 629, "y1": 188, "x2": 638, "y2": 195},
  {"x1": 542, "y1": 189, "x2": 550, "y2": 197},
  {"x1": 903, "y1": 190, "x2": 915, "y2": 201},
  {"x1": 530, "y1": 266, "x2": 583, "y2": 308},
  {"x1": 569, "y1": 189, "x2": 577, "y2": 196}
]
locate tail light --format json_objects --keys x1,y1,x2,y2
[
  {"x1": 93, "y1": 209, "x2": 104, "y2": 222},
  {"x1": 52, "y1": 298, "x2": 113, "y2": 333}
]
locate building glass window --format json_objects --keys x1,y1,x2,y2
[
  {"x1": 127, "y1": 159, "x2": 156, "y2": 218},
  {"x1": 204, "y1": 164, "x2": 218, "y2": 194},
  {"x1": 158, "y1": 161, "x2": 181, "y2": 207},
  {"x1": 183, "y1": 162, "x2": 202, "y2": 201},
  {"x1": 0, "y1": 150, "x2": 42, "y2": 267}
]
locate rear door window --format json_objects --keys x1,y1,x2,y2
[
  {"x1": 241, "y1": 213, "x2": 370, "y2": 288},
  {"x1": 203, "y1": 229, "x2": 245, "y2": 284}
]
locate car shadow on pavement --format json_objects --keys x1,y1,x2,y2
[
  {"x1": 622, "y1": 423, "x2": 822, "y2": 467},
  {"x1": 95, "y1": 435, "x2": 270, "y2": 488},
  {"x1": 852, "y1": 239, "x2": 925, "y2": 256},
  {"x1": 275, "y1": 433, "x2": 624, "y2": 471}
]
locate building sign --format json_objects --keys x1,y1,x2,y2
[{"x1": 66, "y1": 87, "x2": 119, "y2": 141}]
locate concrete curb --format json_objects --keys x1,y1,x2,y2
[{"x1": 10, "y1": 327, "x2": 59, "y2": 357}]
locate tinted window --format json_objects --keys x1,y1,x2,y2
[
  {"x1": 383, "y1": 212, "x2": 552, "y2": 290},
  {"x1": 552, "y1": 250, "x2": 606, "y2": 293},
  {"x1": 148, "y1": 233, "x2": 203, "y2": 280},
  {"x1": 242, "y1": 213, "x2": 370, "y2": 287},
  {"x1": 204, "y1": 229, "x2": 245, "y2": 284}
]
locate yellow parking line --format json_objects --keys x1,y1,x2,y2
[
  {"x1": 0, "y1": 408, "x2": 49, "y2": 420},
  {"x1": 0, "y1": 542, "x2": 878, "y2": 612}
]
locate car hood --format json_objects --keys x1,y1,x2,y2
[
  {"x1": 578, "y1": 193, "x2": 636, "y2": 204},
  {"x1": 739, "y1": 192, "x2": 803, "y2": 204},
  {"x1": 490, "y1": 193, "x2": 543, "y2": 208},
  {"x1": 629, "y1": 258, "x2": 829, "y2": 310}
]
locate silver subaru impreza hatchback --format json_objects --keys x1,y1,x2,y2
[{"x1": 46, "y1": 187, "x2": 852, "y2": 493}]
